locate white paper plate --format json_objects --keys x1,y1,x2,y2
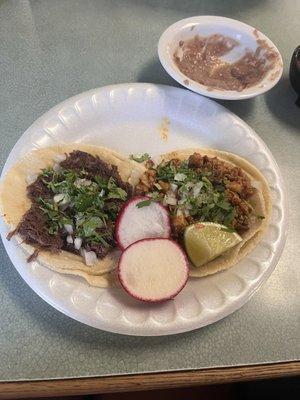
[{"x1": 0, "y1": 83, "x2": 287, "y2": 336}]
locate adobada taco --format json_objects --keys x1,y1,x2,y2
[
  {"x1": 0, "y1": 144, "x2": 145, "y2": 287},
  {"x1": 134, "y1": 148, "x2": 271, "y2": 277}
]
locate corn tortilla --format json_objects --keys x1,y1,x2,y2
[
  {"x1": 160, "y1": 148, "x2": 271, "y2": 277},
  {"x1": 0, "y1": 144, "x2": 145, "y2": 287}
]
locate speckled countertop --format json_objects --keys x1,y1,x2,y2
[{"x1": 0, "y1": 0, "x2": 299, "y2": 382}]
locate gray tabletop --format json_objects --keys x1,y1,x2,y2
[{"x1": 0, "y1": 0, "x2": 299, "y2": 382}]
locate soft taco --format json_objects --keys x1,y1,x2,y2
[
  {"x1": 134, "y1": 148, "x2": 271, "y2": 277},
  {"x1": 0, "y1": 144, "x2": 145, "y2": 287}
]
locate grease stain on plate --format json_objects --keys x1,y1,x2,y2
[{"x1": 158, "y1": 117, "x2": 170, "y2": 141}]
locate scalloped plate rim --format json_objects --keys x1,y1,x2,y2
[{"x1": 0, "y1": 83, "x2": 287, "y2": 336}]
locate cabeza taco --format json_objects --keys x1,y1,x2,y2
[
  {"x1": 134, "y1": 148, "x2": 271, "y2": 277},
  {"x1": 0, "y1": 144, "x2": 145, "y2": 287}
]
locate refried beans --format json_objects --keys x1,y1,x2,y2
[{"x1": 174, "y1": 34, "x2": 279, "y2": 91}]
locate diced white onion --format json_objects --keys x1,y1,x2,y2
[
  {"x1": 193, "y1": 182, "x2": 204, "y2": 197},
  {"x1": 185, "y1": 182, "x2": 193, "y2": 190},
  {"x1": 154, "y1": 183, "x2": 162, "y2": 190},
  {"x1": 54, "y1": 193, "x2": 65, "y2": 203},
  {"x1": 165, "y1": 196, "x2": 177, "y2": 206},
  {"x1": 53, "y1": 163, "x2": 61, "y2": 172},
  {"x1": 66, "y1": 235, "x2": 73, "y2": 244},
  {"x1": 74, "y1": 178, "x2": 92, "y2": 187},
  {"x1": 26, "y1": 174, "x2": 38, "y2": 185},
  {"x1": 99, "y1": 189, "x2": 105, "y2": 197},
  {"x1": 83, "y1": 250, "x2": 97, "y2": 266},
  {"x1": 53, "y1": 154, "x2": 66, "y2": 162},
  {"x1": 165, "y1": 191, "x2": 177, "y2": 206},
  {"x1": 174, "y1": 173, "x2": 187, "y2": 182},
  {"x1": 54, "y1": 193, "x2": 70, "y2": 208},
  {"x1": 184, "y1": 209, "x2": 190, "y2": 217},
  {"x1": 64, "y1": 224, "x2": 73, "y2": 234},
  {"x1": 166, "y1": 190, "x2": 176, "y2": 198},
  {"x1": 176, "y1": 208, "x2": 184, "y2": 217},
  {"x1": 74, "y1": 237, "x2": 82, "y2": 250},
  {"x1": 179, "y1": 191, "x2": 188, "y2": 200},
  {"x1": 60, "y1": 194, "x2": 70, "y2": 205},
  {"x1": 170, "y1": 183, "x2": 178, "y2": 192},
  {"x1": 193, "y1": 187, "x2": 201, "y2": 197}
]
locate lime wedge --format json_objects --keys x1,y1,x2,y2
[{"x1": 184, "y1": 222, "x2": 242, "y2": 268}]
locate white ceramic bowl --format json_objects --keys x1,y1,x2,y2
[{"x1": 158, "y1": 16, "x2": 283, "y2": 100}]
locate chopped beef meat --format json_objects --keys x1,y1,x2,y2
[
  {"x1": 187, "y1": 153, "x2": 255, "y2": 231},
  {"x1": 27, "y1": 249, "x2": 39, "y2": 263},
  {"x1": 135, "y1": 169, "x2": 157, "y2": 195},
  {"x1": 188, "y1": 153, "x2": 254, "y2": 199},
  {"x1": 188, "y1": 152, "x2": 203, "y2": 169},
  {"x1": 84, "y1": 242, "x2": 111, "y2": 259},
  {"x1": 135, "y1": 152, "x2": 256, "y2": 235},
  {"x1": 158, "y1": 181, "x2": 171, "y2": 193},
  {"x1": 60, "y1": 150, "x2": 132, "y2": 194},
  {"x1": 6, "y1": 228, "x2": 17, "y2": 240},
  {"x1": 27, "y1": 175, "x2": 52, "y2": 203},
  {"x1": 17, "y1": 205, "x2": 63, "y2": 252},
  {"x1": 171, "y1": 214, "x2": 189, "y2": 238}
]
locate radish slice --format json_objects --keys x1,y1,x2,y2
[
  {"x1": 115, "y1": 196, "x2": 171, "y2": 250},
  {"x1": 118, "y1": 238, "x2": 189, "y2": 302}
]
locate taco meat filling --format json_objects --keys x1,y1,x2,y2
[
  {"x1": 15, "y1": 151, "x2": 132, "y2": 262},
  {"x1": 135, "y1": 152, "x2": 257, "y2": 237}
]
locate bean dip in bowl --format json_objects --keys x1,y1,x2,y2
[{"x1": 158, "y1": 16, "x2": 283, "y2": 100}]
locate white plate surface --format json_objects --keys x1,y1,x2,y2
[{"x1": 0, "y1": 83, "x2": 287, "y2": 336}]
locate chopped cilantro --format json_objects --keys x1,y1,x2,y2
[
  {"x1": 48, "y1": 225, "x2": 59, "y2": 235},
  {"x1": 38, "y1": 167, "x2": 128, "y2": 243},
  {"x1": 129, "y1": 153, "x2": 151, "y2": 163},
  {"x1": 221, "y1": 226, "x2": 237, "y2": 233},
  {"x1": 217, "y1": 200, "x2": 231, "y2": 211},
  {"x1": 74, "y1": 193, "x2": 95, "y2": 211},
  {"x1": 136, "y1": 199, "x2": 153, "y2": 208},
  {"x1": 108, "y1": 187, "x2": 127, "y2": 200},
  {"x1": 81, "y1": 217, "x2": 103, "y2": 238},
  {"x1": 149, "y1": 159, "x2": 237, "y2": 228},
  {"x1": 223, "y1": 209, "x2": 235, "y2": 226}
]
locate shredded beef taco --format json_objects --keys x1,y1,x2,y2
[
  {"x1": 134, "y1": 148, "x2": 271, "y2": 277},
  {"x1": 0, "y1": 144, "x2": 145, "y2": 287}
]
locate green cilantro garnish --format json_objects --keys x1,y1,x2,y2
[
  {"x1": 38, "y1": 168, "x2": 128, "y2": 244},
  {"x1": 152, "y1": 159, "x2": 236, "y2": 228},
  {"x1": 136, "y1": 199, "x2": 153, "y2": 208},
  {"x1": 221, "y1": 226, "x2": 237, "y2": 233},
  {"x1": 223, "y1": 209, "x2": 235, "y2": 226},
  {"x1": 130, "y1": 153, "x2": 151, "y2": 163},
  {"x1": 81, "y1": 217, "x2": 103, "y2": 237}
]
